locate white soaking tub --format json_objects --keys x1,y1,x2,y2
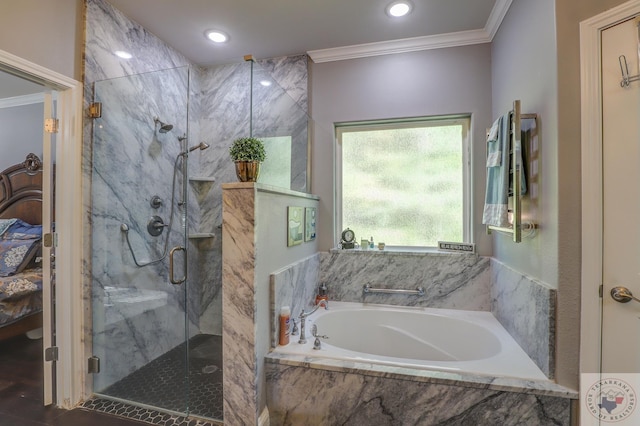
[{"x1": 272, "y1": 301, "x2": 547, "y2": 381}]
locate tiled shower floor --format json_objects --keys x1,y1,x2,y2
[{"x1": 92, "y1": 334, "x2": 223, "y2": 422}]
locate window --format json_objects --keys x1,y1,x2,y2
[{"x1": 336, "y1": 116, "x2": 471, "y2": 248}]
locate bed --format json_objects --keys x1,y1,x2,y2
[{"x1": 0, "y1": 153, "x2": 44, "y2": 341}]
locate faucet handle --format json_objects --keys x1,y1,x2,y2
[
  {"x1": 311, "y1": 325, "x2": 329, "y2": 350},
  {"x1": 291, "y1": 319, "x2": 299, "y2": 336}
]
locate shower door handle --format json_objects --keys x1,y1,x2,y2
[{"x1": 169, "y1": 246, "x2": 186, "y2": 285}]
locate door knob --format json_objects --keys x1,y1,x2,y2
[{"x1": 611, "y1": 286, "x2": 640, "y2": 303}]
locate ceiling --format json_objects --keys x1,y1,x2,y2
[
  {"x1": 0, "y1": 0, "x2": 511, "y2": 100},
  {"x1": 105, "y1": 0, "x2": 509, "y2": 66}
]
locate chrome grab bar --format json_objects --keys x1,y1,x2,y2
[
  {"x1": 363, "y1": 283, "x2": 425, "y2": 296},
  {"x1": 169, "y1": 246, "x2": 186, "y2": 285},
  {"x1": 611, "y1": 286, "x2": 640, "y2": 304}
]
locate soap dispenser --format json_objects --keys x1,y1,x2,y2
[{"x1": 315, "y1": 283, "x2": 328, "y2": 304}]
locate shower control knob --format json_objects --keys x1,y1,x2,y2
[
  {"x1": 150, "y1": 195, "x2": 163, "y2": 209},
  {"x1": 147, "y1": 215, "x2": 167, "y2": 237}
]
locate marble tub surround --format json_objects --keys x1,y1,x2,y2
[
  {"x1": 265, "y1": 358, "x2": 575, "y2": 426},
  {"x1": 491, "y1": 258, "x2": 556, "y2": 379},
  {"x1": 319, "y1": 250, "x2": 491, "y2": 310},
  {"x1": 270, "y1": 253, "x2": 321, "y2": 348}
]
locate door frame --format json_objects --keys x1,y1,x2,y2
[
  {"x1": 580, "y1": 0, "x2": 640, "y2": 399},
  {"x1": 0, "y1": 48, "x2": 84, "y2": 409}
]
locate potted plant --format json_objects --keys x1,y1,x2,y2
[{"x1": 229, "y1": 137, "x2": 266, "y2": 182}]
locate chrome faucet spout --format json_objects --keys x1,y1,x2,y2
[{"x1": 298, "y1": 299, "x2": 328, "y2": 344}]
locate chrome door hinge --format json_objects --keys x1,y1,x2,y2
[
  {"x1": 45, "y1": 346, "x2": 58, "y2": 362},
  {"x1": 88, "y1": 356, "x2": 100, "y2": 374},
  {"x1": 88, "y1": 102, "x2": 102, "y2": 118},
  {"x1": 44, "y1": 118, "x2": 59, "y2": 134}
]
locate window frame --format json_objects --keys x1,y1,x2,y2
[{"x1": 334, "y1": 115, "x2": 472, "y2": 249}]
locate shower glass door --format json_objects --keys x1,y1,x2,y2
[{"x1": 90, "y1": 66, "x2": 191, "y2": 416}]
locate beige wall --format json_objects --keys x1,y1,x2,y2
[{"x1": 0, "y1": 0, "x2": 84, "y2": 80}]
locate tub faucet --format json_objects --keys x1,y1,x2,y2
[{"x1": 298, "y1": 299, "x2": 328, "y2": 344}]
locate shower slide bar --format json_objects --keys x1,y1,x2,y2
[{"x1": 363, "y1": 283, "x2": 425, "y2": 296}]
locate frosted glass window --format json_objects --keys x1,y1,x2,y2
[
  {"x1": 337, "y1": 117, "x2": 470, "y2": 247},
  {"x1": 259, "y1": 136, "x2": 292, "y2": 188}
]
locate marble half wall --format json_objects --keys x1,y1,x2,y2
[
  {"x1": 222, "y1": 183, "x2": 319, "y2": 425},
  {"x1": 270, "y1": 253, "x2": 321, "y2": 348},
  {"x1": 491, "y1": 258, "x2": 556, "y2": 378}
]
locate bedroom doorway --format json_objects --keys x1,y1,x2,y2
[
  {"x1": 0, "y1": 68, "x2": 57, "y2": 405},
  {"x1": 0, "y1": 49, "x2": 84, "y2": 409}
]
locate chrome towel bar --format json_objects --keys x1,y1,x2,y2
[{"x1": 363, "y1": 283, "x2": 425, "y2": 296}]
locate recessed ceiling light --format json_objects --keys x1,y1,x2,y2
[
  {"x1": 387, "y1": 1, "x2": 412, "y2": 17},
  {"x1": 206, "y1": 30, "x2": 229, "y2": 43},
  {"x1": 114, "y1": 50, "x2": 133, "y2": 59},
  {"x1": 260, "y1": 80, "x2": 272, "y2": 87}
]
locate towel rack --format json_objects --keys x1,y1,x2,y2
[{"x1": 487, "y1": 100, "x2": 537, "y2": 243}]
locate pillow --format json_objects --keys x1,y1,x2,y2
[
  {"x1": 0, "y1": 238, "x2": 41, "y2": 277},
  {"x1": 2, "y1": 219, "x2": 42, "y2": 240},
  {"x1": 0, "y1": 219, "x2": 17, "y2": 237}
]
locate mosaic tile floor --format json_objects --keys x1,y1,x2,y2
[{"x1": 88, "y1": 334, "x2": 223, "y2": 424}]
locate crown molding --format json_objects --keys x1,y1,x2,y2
[
  {"x1": 308, "y1": 0, "x2": 512, "y2": 63},
  {"x1": 0, "y1": 92, "x2": 44, "y2": 109},
  {"x1": 485, "y1": 0, "x2": 513, "y2": 39},
  {"x1": 308, "y1": 29, "x2": 491, "y2": 63}
]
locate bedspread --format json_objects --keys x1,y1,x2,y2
[{"x1": 0, "y1": 268, "x2": 43, "y2": 327}]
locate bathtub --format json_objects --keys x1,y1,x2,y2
[{"x1": 271, "y1": 301, "x2": 547, "y2": 381}]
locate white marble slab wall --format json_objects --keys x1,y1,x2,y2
[
  {"x1": 491, "y1": 258, "x2": 556, "y2": 378},
  {"x1": 319, "y1": 250, "x2": 491, "y2": 310},
  {"x1": 84, "y1": 0, "x2": 199, "y2": 389},
  {"x1": 266, "y1": 362, "x2": 572, "y2": 425},
  {"x1": 252, "y1": 57, "x2": 310, "y2": 192},
  {"x1": 270, "y1": 253, "x2": 321, "y2": 348}
]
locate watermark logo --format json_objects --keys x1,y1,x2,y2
[{"x1": 585, "y1": 378, "x2": 636, "y2": 422}]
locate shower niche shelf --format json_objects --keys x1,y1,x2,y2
[
  {"x1": 189, "y1": 176, "x2": 215, "y2": 182},
  {"x1": 188, "y1": 233, "x2": 215, "y2": 240}
]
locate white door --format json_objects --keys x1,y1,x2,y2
[
  {"x1": 41, "y1": 91, "x2": 56, "y2": 406},
  {"x1": 594, "y1": 15, "x2": 640, "y2": 425}
]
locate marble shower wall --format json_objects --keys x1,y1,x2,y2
[
  {"x1": 85, "y1": 0, "x2": 311, "y2": 367},
  {"x1": 85, "y1": 0, "x2": 201, "y2": 390},
  {"x1": 195, "y1": 56, "x2": 309, "y2": 333}
]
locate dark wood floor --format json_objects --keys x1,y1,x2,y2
[{"x1": 0, "y1": 334, "x2": 146, "y2": 426}]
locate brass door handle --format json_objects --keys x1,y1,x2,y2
[
  {"x1": 611, "y1": 286, "x2": 640, "y2": 303},
  {"x1": 169, "y1": 246, "x2": 186, "y2": 285}
]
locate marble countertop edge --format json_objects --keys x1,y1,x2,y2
[{"x1": 264, "y1": 353, "x2": 578, "y2": 399}]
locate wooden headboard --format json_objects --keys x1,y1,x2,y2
[{"x1": 0, "y1": 153, "x2": 43, "y2": 225}]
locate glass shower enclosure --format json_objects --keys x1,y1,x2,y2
[
  {"x1": 90, "y1": 65, "x2": 223, "y2": 420},
  {"x1": 89, "y1": 58, "x2": 311, "y2": 422}
]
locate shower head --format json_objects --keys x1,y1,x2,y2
[
  {"x1": 120, "y1": 223, "x2": 129, "y2": 232},
  {"x1": 187, "y1": 142, "x2": 210, "y2": 153},
  {"x1": 153, "y1": 117, "x2": 174, "y2": 133}
]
